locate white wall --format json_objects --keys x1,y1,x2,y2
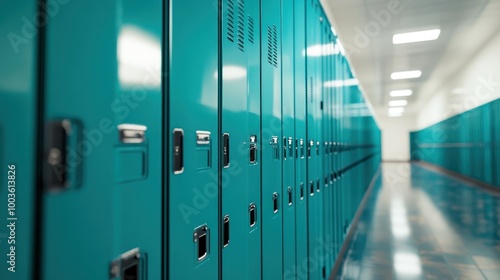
[
  {"x1": 415, "y1": 32, "x2": 500, "y2": 129},
  {"x1": 379, "y1": 115, "x2": 416, "y2": 161}
]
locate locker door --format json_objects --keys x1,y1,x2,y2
[
  {"x1": 221, "y1": 0, "x2": 261, "y2": 278},
  {"x1": 261, "y1": 0, "x2": 283, "y2": 279},
  {"x1": 0, "y1": 2, "x2": 38, "y2": 279},
  {"x1": 306, "y1": 1, "x2": 321, "y2": 279},
  {"x1": 114, "y1": 2, "x2": 164, "y2": 280},
  {"x1": 168, "y1": 1, "x2": 219, "y2": 279},
  {"x1": 333, "y1": 38, "x2": 342, "y2": 260},
  {"x1": 293, "y1": 0, "x2": 309, "y2": 278},
  {"x1": 41, "y1": 1, "x2": 118, "y2": 279},
  {"x1": 41, "y1": 1, "x2": 121, "y2": 279},
  {"x1": 42, "y1": 0, "x2": 164, "y2": 279},
  {"x1": 246, "y1": 0, "x2": 263, "y2": 277},
  {"x1": 282, "y1": 0, "x2": 297, "y2": 276}
]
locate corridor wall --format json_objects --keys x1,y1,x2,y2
[{"x1": 411, "y1": 99, "x2": 499, "y2": 187}]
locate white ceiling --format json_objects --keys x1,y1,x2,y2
[{"x1": 321, "y1": 0, "x2": 500, "y2": 120}]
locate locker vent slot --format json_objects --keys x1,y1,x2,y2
[
  {"x1": 267, "y1": 25, "x2": 278, "y2": 67},
  {"x1": 226, "y1": 0, "x2": 235, "y2": 42},
  {"x1": 237, "y1": 0, "x2": 245, "y2": 52},
  {"x1": 248, "y1": 16, "x2": 255, "y2": 44}
]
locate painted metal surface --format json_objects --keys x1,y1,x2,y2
[
  {"x1": 261, "y1": 0, "x2": 284, "y2": 279},
  {"x1": 0, "y1": 1, "x2": 38, "y2": 279},
  {"x1": 168, "y1": 0, "x2": 219, "y2": 279},
  {"x1": 221, "y1": 0, "x2": 262, "y2": 278}
]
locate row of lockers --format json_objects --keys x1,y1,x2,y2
[
  {"x1": 410, "y1": 99, "x2": 500, "y2": 187},
  {"x1": 0, "y1": 0, "x2": 381, "y2": 279}
]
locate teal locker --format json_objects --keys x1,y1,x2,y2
[
  {"x1": 168, "y1": 0, "x2": 219, "y2": 279},
  {"x1": 0, "y1": 1, "x2": 38, "y2": 279},
  {"x1": 306, "y1": 1, "x2": 320, "y2": 279},
  {"x1": 220, "y1": 0, "x2": 262, "y2": 278},
  {"x1": 293, "y1": 0, "x2": 309, "y2": 277},
  {"x1": 41, "y1": 0, "x2": 120, "y2": 278},
  {"x1": 112, "y1": 1, "x2": 164, "y2": 279},
  {"x1": 246, "y1": 0, "x2": 264, "y2": 276},
  {"x1": 261, "y1": 0, "x2": 284, "y2": 279},
  {"x1": 281, "y1": 0, "x2": 297, "y2": 276},
  {"x1": 333, "y1": 39, "x2": 342, "y2": 259}
]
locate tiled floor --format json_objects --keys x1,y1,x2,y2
[{"x1": 337, "y1": 163, "x2": 500, "y2": 280}]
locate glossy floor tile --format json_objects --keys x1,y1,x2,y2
[{"x1": 337, "y1": 163, "x2": 500, "y2": 280}]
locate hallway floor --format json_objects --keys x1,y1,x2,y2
[{"x1": 338, "y1": 163, "x2": 500, "y2": 280}]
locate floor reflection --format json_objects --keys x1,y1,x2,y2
[{"x1": 337, "y1": 163, "x2": 500, "y2": 280}]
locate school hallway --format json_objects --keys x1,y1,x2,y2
[{"x1": 338, "y1": 163, "x2": 500, "y2": 280}]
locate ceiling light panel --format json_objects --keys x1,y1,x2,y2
[
  {"x1": 389, "y1": 100, "x2": 408, "y2": 107},
  {"x1": 393, "y1": 29, "x2": 441, "y2": 45},
  {"x1": 391, "y1": 70, "x2": 422, "y2": 80},
  {"x1": 390, "y1": 90, "x2": 413, "y2": 97}
]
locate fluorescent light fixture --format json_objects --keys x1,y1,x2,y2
[
  {"x1": 324, "y1": 78, "x2": 358, "y2": 88},
  {"x1": 393, "y1": 29, "x2": 441, "y2": 44},
  {"x1": 389, "y1": 112, "x2": 403, "y2": 117},
  {"x1": 389, "y1": 100, "x2": 408, "y2": 107},
  {"x1": 391, "y1": 70, "x2": 421, "y2": 80},
  {"x1": 389, "y1": 107, "x2": 405, "y2": 114},
  {"x1": 390, "y1": 89, "x2": 413, "y2": 97}
]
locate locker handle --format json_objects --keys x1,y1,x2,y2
[
  {"x1": 283, "y1": 137, "x2": 287, "y2": 159},
  {"x1": 288, "y1": 137, "x2": 293, "y2": 158},
  {"x1": 109, "y1": 248, "x2": 142, "y2": 279},
  {"x1": 223, "y1": 133, "x2": 230, "y2": 168},
  {"x1": 300, "y1": 183, "x2": 304, "y2": 200},
  {"x1": 310, "y1": 181, "x2": 315, "y2": 196},
  {"x1": 300, "y1": 139, "x2": 305, "y2": 158},
  {"x1": 118, "y1": 124, "x2": 147, "y2": 144},
  {"x1": 273, "y1": 192, "x2": 279, "y2": 213},
  {"x1": 316, "y1": 179, "x2": 320, "y2": 193},
  {"x1": 249, "y1": 204, "x2": 257, "y2": 227},
  {"x1": 173, "y1": 129, "x2": 184, "y2": 174},
  {"x1": 288, "y1": 187, "x2": 293, "y2": 206},
  {"x1": 250, "y1": 135, "x2": 257, "y2": 163},
  {"x1": 194, "y1": 225, "x2": 209, "y2": 261},
  {"x1": 223, "y1": 216, "x2": 230, "y2": 247},
  {"x1": 295, "y1": 139, "x2": 299, "y2": 159},
  {"x1": 44, "y1": 119, "x2": 82, "y2": 191}
]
